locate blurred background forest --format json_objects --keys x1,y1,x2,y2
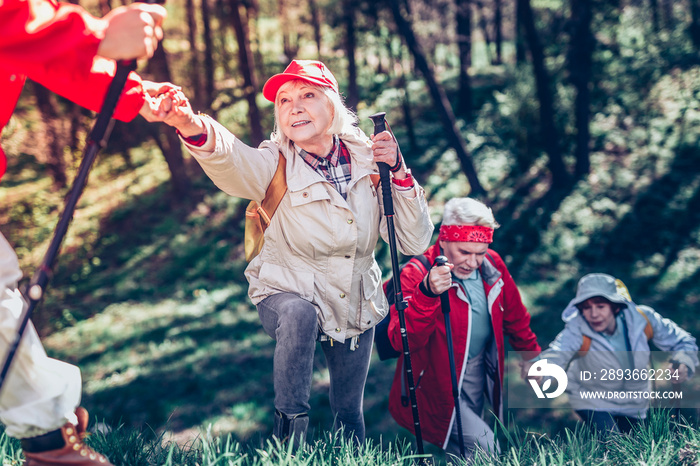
[{"x1": 2, "y1": 0, "x2": 700, "y2": 456}]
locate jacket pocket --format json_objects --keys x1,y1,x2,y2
[
  {"x1": 258, "y1": 262, "x2": 315, "y2": 301},
  {"x1": 357, "y1": 264, "x2": 388, "y2": 331},
  {"x1": 289, "y1": 184, "x2": 331, "y2": 207}
]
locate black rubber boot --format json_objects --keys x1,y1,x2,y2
[{"x1": 273, "y1": 409, "x2": 309, "y2": 449}]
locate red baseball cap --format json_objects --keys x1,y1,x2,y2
[{"x1": 262, "y1": 60, "x2": 339, "y2": 102}]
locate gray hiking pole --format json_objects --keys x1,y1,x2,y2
[
  {"x1": 369, "y1": 112, "x2": 425, "y2": 456},
  {"x1": 434, "y1": 255, "x2": 465, "y2": 458},
  {"x1": 0, "y1": 8, "x2": 160, "y2": 393}
]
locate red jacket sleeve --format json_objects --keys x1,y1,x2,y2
[{"x1": 0, "y1": 0, "x2": 145, "y2": 122}]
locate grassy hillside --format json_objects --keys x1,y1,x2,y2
[{"x1": 3, "y1": 16, "x2": 700, "y2": 459}]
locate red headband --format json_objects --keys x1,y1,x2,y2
[{"x1": 439, "y1": 225, "x2": 494, "y2": 243}]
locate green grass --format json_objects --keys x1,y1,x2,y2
[{"x1": 0, "y1": 411, "x2": 698, "y2": 465}]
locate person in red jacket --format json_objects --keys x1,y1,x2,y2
[
  {"x1": 0, "y1": 1, "x2": 175, "y2": 464},
  {"x1": 388, "y1": 197, "x2": 541, "y2": 462}
]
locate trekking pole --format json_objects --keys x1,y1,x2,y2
[
  {"x1": 671, "y1": 361, "x2": 682, "y2": 422},
  {"x1": 434, "y1": 255, "x2": 465, "y2": 458},
  {"x1": 0, "y1": 24, "x2": 157, "y2": 394},
  {"x1": 369, "y1": 112, "x2": 424, "y2": 455}
]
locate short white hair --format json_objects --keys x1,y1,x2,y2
[
  {"x1": 270, "y1": 81, "x2": 358, "y2": 147},
  {"x1": 442, "y1": 198, "x2": 500, "y2": 229}
]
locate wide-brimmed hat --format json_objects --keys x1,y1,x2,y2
[
  {"x1": 262, "y1": 60, "x2": 339, "y2": 102},
  {"x1": 568, "y1": 273, "x2": 629, "y2": 309}
]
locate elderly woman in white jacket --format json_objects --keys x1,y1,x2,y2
[{"x1": 159, "y1": 60, "x2": 434, "y2": 445}]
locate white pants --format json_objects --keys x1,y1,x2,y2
[{"x1": 0, "y1": 232, "x2": 80, "y2": 439}]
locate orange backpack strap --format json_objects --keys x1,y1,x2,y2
[
  {"x1": 244, "y1": 152, "x2": 287, "y2": 262},
  {"x1": 370, "y1": 174, "x2": 380, "y2": 189},
  {"x1": 636, "y1": 307, "x2": 654, "y2": 341},
  {"x1": 259, "y1": 152, "x2": 287, "y2": 223},
  {"x1": 577, "y1": 335, "x2": 592, "y2": 357}
]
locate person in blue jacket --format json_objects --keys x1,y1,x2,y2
[{"x1": 539, "y1": 273, "x2": 698, "y2": 434}]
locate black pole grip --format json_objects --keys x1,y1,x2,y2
[
  {"x1": 434, "y1": 256, "x2": 451, "y2": 315},
  {"x1": 369, "y1": 112, "x2": 394, "y2": 217}
]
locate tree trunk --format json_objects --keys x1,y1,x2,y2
[
  {"x1": 662, "y1": 0, "x2": 673, "y2": 29},
  {"x1": 34, "y1": 84, "x2": 67, "y2": 189},
  {"x1": 230, "y1": 0, "x2": 265, "y2": 145},
  {"x1": 569, "y1": 0, "x2": 594, "y2": 177},
  {"x1": 389, "y1": 0, "x2": 485, "y2": 195},
  {"x1": 185, "y1": 0, "x2": 202, "y2": 108},
  {"x1": 201, "y1": 0, "x2": 216, "y2": 108},
  {"x1": 690, "y1": 0, "x2": 700, "y2": 49},
  {"x1": 494, "y1": 0, "x2": 503, "y2": 64},
  {"x1": 309, "y1": 0, "x2": 323, "y2": 59},
  {"x1": 279, "y1": 0, "x2": 298, "y2": 60},
  {"x1": 650, "y1": 0, "x2": 659, "y2": 32},
  {"x1": 146, "y1": 42, "x2": 191, "y2": 195},
  {"x1": 244, "y1": 0, "x2": 265, "y2": 86},
  {"x1": 343, "y1": 0, "x2": 359, "y2": 111},
  {"x1": 216, "y1": 0, "x2": 233, "y2": 77},
  {"x1": 518, "y1": 0, "x2": 568, "y2": 187},
  {"x1": 474, "y1": 0, "x2": 493, "y2": 65},
  {"x1": 456, "y1": 0, "x2": 473, "y2": 119},
  {"x1": 515, "y1": 0, "x2": 527, "y2": 64}
]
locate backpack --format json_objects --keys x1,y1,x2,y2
[
  {"x1": 244, "y1": 153, "x2": 287, "y2": 262},
  {"x1": 374, "y1": 255, "x2": 431, "y2": 361}
]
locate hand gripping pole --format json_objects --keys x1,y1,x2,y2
[
  {"x1": 369, "y1": 112, "x2": 424, "y2": 455},
  {"x1": 435, "y1": 255, "x2": 465, "y2": 458}
]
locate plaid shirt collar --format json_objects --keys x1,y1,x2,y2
[
  {"x1": 295, "y1": 135, "x2": 353, "y2": 199},
  {"x1": 297, "y1": 135, "x2": 343, "y2": 168}
]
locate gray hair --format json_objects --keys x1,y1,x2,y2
[
  {"x1": 270, "y1": 81, "x2": 358, "y2": 147},
  {"x1": 442, "y1": 198, "x2": 500, "y2": 229}
]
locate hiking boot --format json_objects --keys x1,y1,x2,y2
[
  {"x1": 273, "y1": 409, "x2": 309, "y2": 449},
  {"x1": 21, "y1": 407, "x2": 113, "y2": 465}
]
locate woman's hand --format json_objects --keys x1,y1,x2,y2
[
  {"x1": 139, "y1": 81, "x2": 180, "y2": 121},
  {"x1": 371, "y1": 131, "x2": 408, "y2": 179},
  {"x1": 138, "y1": 83, "x2": 206, "y2": 137},
  {"x1": 425, "y1": 262, "x2": 454, "y2": 295}
]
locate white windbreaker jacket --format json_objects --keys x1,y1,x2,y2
[{"x1": 182, "y1": 116, "x2": 434, "y2": 343}]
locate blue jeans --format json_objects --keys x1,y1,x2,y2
[{"x1": 257, "y1": 292, "x2": 373, "y2": 443}]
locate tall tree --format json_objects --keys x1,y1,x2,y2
[
  {"x1": 279, "y1": 0, "x2": 299, "y2": 60},
  {"x1": 389, "y1": 0, "x2": 485, "y2": 195},
  {"x1": 309, "y1": 0, "x2": 323, "y2": 59},
  {"x1": 456, "y1": 0, "x2": 473, "y2": 119},
  {"x1": 494, "y1": 0, "x2": 503, "y2": 64},
  {"x1": 343, "y1": 0, "x2": 359, "y2": 110},
  {"x1": 515, "y1": 0, "x2": 526, "y2": 64},
  {"x1": 146, "y1": 43, "x2": 191, "y2": 195},
  {"x1": 650, "y1": 0, "x2": 660, "y2": 32},
  {"x1": 690, "y1": 0, "x2": 700, "y2": 49},
  {"x1": 201, "y1": 0, "x2": 216, "y2": 109},
  {"x1": 517, "y1": 0, "x2": 568, "y2": 187},
  {"x1": 230, "y1": 0, "x2": 265, "y2": 145},
  {"x1": 34, "y1": 84, "x2": 67, "y2": 189},
  {"x1": 474, "y1": 0, "x2": 493, "y2": 65},
  {"x1": 185, "y1": 0, "x2": 202, "y2": 107},
  {"x1": 569, "y1": 0, "x2": 594, "y2": 177}
]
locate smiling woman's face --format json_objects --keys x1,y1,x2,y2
[{"x1": 276, "y1": 80, "x2": 333, "y2": 155}]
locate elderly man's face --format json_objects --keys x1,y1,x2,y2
[{"x1": 439, "y1": 240, "x2": 489, "y2": 280}]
